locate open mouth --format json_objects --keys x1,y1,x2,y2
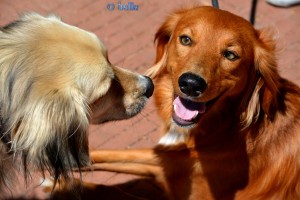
[{"x1": 172, "y1": 95, "x2": 207, "y2": 127}]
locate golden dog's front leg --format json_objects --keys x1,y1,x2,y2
[
  {"x1": 89, "y1": 149, "x2": 169, "y2": 194},
  {"x1": 90, "y1": 149, "x2": 161, "y2": 178},
  {"x1": 90, "y1": 149, "x2": 163, "y2": 180},
  {"x1": 90, "y1": 149, "x2": 159, "y2": 165}
]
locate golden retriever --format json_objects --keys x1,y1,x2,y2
[
  {"x1": 0, "y1": 13, "x2": 153, "y2": 196},
  {"x1": 52, "y1": 6, "x2": 300, "y2": 200}
]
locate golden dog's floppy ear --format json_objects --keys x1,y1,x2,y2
[
  {"x1": 255, "y1": 30, "x2": 281, "y2": 118},
  {"x1": 243, "y1": 29, "x2": 281, "y2": 127},
  {"x1": 146, "y1": 11, "x2": 183, "y2": 78},
  {"x1": 255, "y1": 30, "x2": 280, "y2": 92}
]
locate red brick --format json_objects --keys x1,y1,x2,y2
[
  {"x1": 34, "y1": 0, "x2": 68, "y2": 12},
  {"x1": 0, "y1": 4, "x2": 18, "y2": 25}
]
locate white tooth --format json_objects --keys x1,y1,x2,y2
[
  {"x1": 174, "y1": 104, "x2": 177, "y2": 112},
  {"x1": 193, "y1": 111, "x2": 199, "y2": 119}
]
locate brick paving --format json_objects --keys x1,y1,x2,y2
[{"x1": 0, "y1": 0, "x2": 299, "y2": 199}]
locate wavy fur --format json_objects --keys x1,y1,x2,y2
[
  {"x1": 0, "y1": 13, "x2": 153, "y2": 196},
  {"x1": 83, "y1": 7, "x2": 300, "y2": 200}
]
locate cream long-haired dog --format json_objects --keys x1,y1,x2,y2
[{"x1": 0, "y1": 13, "x2": 153, "y2": 195}]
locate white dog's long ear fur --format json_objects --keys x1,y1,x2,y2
[
  {"x1": 5, "y1": 87, "x2": 90, "y2": 184},
  {"x1": 242, "y1": 29, "x2": 281, "y2": 128},
  {"x1": 146, "y1": 11, "x2": 183, "y2": 78},
  {"x1": 0, "y1": 13, "x2": 93, "y2": 188}
]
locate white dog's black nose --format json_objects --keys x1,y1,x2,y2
[
  {"x1": 143, "y1": 76, "x2": 154, "y2": 98},
  {"x1": 178, "y1": 73, "x2": 207, "y2": 97}
]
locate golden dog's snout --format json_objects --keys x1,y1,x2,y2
[{"x1": 178, "y1": 73, "x2": 207, "y2": 97}]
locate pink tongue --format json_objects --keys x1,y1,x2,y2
[{"x1": 173, "y1": 96, "x2": 206, "y2": 121}]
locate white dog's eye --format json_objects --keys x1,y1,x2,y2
[
  {"x1": 224, "y1": 50, "x2": 239, "y2": 61},
  {"x1": 179, "y1": 35, "x2": 192, "y2": 46}
]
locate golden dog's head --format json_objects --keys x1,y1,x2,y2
[
  {"x1": 0, "y1": 13, "x2": 153, "y2": 189},
  {"x1": 148, "y1": 6, "x2": 280, "y2": 138}
]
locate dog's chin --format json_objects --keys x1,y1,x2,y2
[
  {"x1": 172, "y1": 95, "x2": 217, "y2": 128},
  {"x1": 125, "y1": 97, "x2": 148, "y2": 118},
  {"x1": 94, "y1": 98, "x2": 148, "y2": 124}
]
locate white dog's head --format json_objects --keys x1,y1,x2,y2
[{"x1": 0, "y1": 13, "x2": 153, "y2": 190}]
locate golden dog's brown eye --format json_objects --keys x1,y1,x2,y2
[
  {"x1": 224, "y1": 50, "x2": 239, "y2": 61},
  {"x1": 179, "y1": 35, "x2": 192, "y2": 46}
]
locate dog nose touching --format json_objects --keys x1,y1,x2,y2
[
  {"x1": 143, "y1": 76, "x2": 154, "y2": 98},
  {"x1": 178, "y1": 73, "x2": 207, "y2": 97}
]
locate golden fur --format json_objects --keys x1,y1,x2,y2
[
  {"x1": 52, "y1": 6, "x2": 300, "y2": 200},
  {"x1": 0, "y1": 13, "x2": 153, "y2": 196}
]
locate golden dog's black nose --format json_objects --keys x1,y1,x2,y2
[
  {"x1": 178, "y1": 73, "x2": 207, "y2": 97},
  {"x1": 144, "y1": 76, "x2": 154, "y2": 98}
]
